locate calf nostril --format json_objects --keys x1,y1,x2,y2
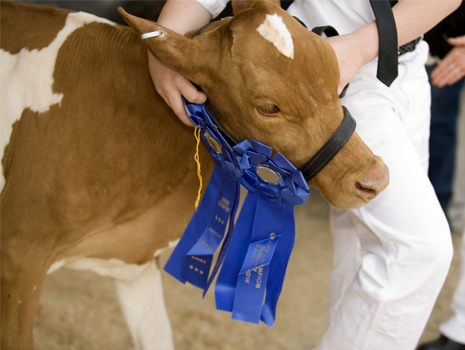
[
  {"x1": 353, "y1": 163, "x2": 389, "y2": 202},
  {"x1": 356, "y1": 182, "x2": 377, "y2": 198}
]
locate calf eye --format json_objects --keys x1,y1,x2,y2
[{"x1": 257, "y1": 104, "x2": 280, "y2": 115}]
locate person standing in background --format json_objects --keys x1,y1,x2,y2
[
  {"x1": 418, "y1": 3, "x2": 465, "y2": 350},
  {"x1": 425, "y1": 2, "x2": 465, "y2": 219}
]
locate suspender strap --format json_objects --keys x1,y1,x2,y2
[{"x1": 369, "y1": 0, "x2": 398, "y2": 86}]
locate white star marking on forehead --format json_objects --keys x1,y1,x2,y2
[{"x1": 257, "y1": 14, "x2": 294, "y2": 59}]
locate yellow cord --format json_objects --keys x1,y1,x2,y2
[{"x1": 194, "y1": 126, "x2": 202, "y2": 209}]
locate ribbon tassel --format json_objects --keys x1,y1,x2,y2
[{"x1": 194, "y1": 125, "x2": 202, "y2": 209}]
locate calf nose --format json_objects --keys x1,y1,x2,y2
[{"x1": 355, "y1": 164, "x2": 390, "y2": 200}]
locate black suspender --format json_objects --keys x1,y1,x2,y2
[
  {"x1": 369, "y1": 0, "x2": 399, "y2": 86},
  {"x1": 287, "y1": 0, "x2": 401, "y2": 87}
]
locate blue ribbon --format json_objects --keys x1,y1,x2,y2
[
  {"x1": 260, "y1": 205, "x2": 295, "y2": 326},
  {"x1": 163, "y1": 103, "x2": 241, "y2": 292},
  {"x1": 181, "y1": 170, "x2": 238, "y2": 288},
  {"x1": 164, "y1": 101, "x2": 310, "y2": 326},
  {"x1": 231, "y1": 198, "x2": 283, "y2": 324},
  {"x1": 202, "y1": 180, "x2": 240, "y2": 297},
  {"x1": 214, "y1": 139, "x2": 309, "y2": 325},
  {"x1": 163, "y1": 164, "x2": 222, "y2": 285},
  {"x1": 215, "y1": 191, "x2": 258, "y2": 312}
]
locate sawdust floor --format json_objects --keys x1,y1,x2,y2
[{"x1": 34, "y1": 190, "x2": 462, "y2": 350}]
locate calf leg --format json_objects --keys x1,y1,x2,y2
[
  {"x1": 114, "y1": 259, "x2": 174, "y2": 350},
  {"x1": 1, "y1": 241, "x2": 50, "y2": 350}
]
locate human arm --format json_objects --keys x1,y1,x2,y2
[
  {"x1": 148, "y1": 0, "x2": 212, "y2": 126},
  {"x1": 326, "y1": 0, "x2": 462, "y2": 94},
  {"x1": 430, "y1": 35, "x2": 465, "y2": 87}
]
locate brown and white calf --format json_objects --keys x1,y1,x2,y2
[{"x1": 0, "y1": 1, "x2": 388, "y2": 349}]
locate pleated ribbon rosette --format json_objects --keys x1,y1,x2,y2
[{"x1": 164, "y1": 102, "x2": 310, "y2": 326}]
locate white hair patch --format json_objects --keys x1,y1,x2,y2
[
  {"x1": 0, "y1": 12, "x2": 115, "y2": 192},
  {"x1": 257, "y1": 14, "x2": 294, "y2": 59}
]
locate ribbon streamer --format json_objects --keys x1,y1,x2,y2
[
  {"x1": 231, "y1": 199, "x2": 283, "y2": 324},
  {"x1": 164, "y1": 165, "x2": 223, "y2": 284},
  {"x1": 164, "y1": 102, "x2": 242, "y2": 292},
  {"x1": 181, "y1": 171, "x2": 238, "y2": 288},
  {"x1": 215, "y1": 139, "x2": 310, "y2": 325}
]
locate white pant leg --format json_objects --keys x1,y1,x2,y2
[
  {"x1": 440, "y1": 215, "x2": 465, "y2": 344},
  {"x1": 316, "y1": 42, "x2": 453, "y2": 350},
  {"x1": 326, "y1": 208, "x2": 362, "y2": 323}
]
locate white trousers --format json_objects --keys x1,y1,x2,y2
[
  {"x1": 316, "y1": 41, "x2": 453, "y2": 350},
  {"x1": 440, "y1": 214, "x2": 465, "y2": 344}
]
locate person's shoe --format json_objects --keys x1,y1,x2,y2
[{"x1": 418, "y1": 335, "x2": 465, "y2": 350}]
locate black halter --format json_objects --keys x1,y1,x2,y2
[{"x1": 189, "y1": 16, "x2": 356, "y2": 181}]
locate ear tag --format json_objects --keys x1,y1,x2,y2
[{"x1": 141, "y1": 30, "x2": 163, "y2": 40}]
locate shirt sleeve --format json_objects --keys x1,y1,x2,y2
[{"x1": 196, "y1": 0, "x2": 229, "y2": 19}]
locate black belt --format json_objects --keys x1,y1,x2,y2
[{"x1": 398, "y1": 37, "x2": 421, "y2": 56}]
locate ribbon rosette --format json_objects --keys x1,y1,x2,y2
[
  {"x1": 163, "y1": 103, "x2": 242, "y2": 293},
  {"x1": 236, "y1": 139, "x2": 310, "y2": 206},
  {"x1": 164, "y1": 101, "x2": 311, "y2": 327},
  {"x1": 214, "y1": 139, "x2": 310, "y2": 326}
]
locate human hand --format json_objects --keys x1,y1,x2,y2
[
  {"x1": 148, "y1": 51, "x2": 207, "y2": 126},
  {"x1": 430, "y1": 35, "x2": 465, "y2": 88}
]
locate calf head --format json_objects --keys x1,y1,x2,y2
[{"x1": 119, "y1": 0, "x2": 389, "y2": 210}]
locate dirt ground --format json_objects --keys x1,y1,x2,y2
[{"x1": 34, "y1": 190, "x2": 462, "y2": 350}]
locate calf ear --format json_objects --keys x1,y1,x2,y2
[
  {"x1": 231, "y1": 0, "x2": 280, "y2": 14},
  {"x1": 118, "y1": 8, "x2": 203, "y2": 81}
]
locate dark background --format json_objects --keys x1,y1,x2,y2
[{"x1": 24, "y1": 0, "x2": 294, "y2": 25}]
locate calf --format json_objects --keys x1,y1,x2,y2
[{"x1": 0, "y1": 1, "x2": 388, "y2": 349}]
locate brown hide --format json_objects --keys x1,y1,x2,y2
[
  {"x1": 0, "y1": 1, "x2": 67, "y2": 54},
  {"x1": 1, "y1": 5, "x2": 206, "y2": 261},
  {"x1": 1, "y1": 2, "x2": 212, "y2": 348}
]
